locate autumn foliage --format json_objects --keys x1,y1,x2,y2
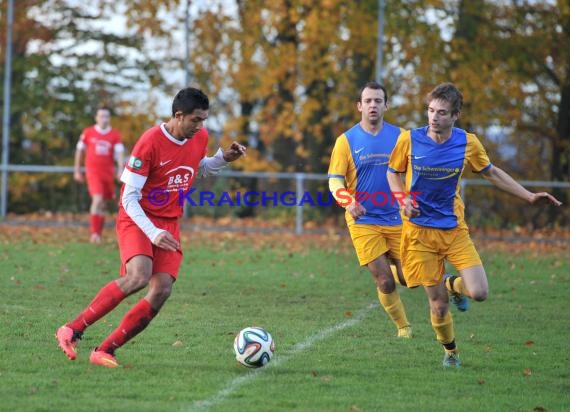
[{"x1": 0, "y1": 0, "x2": 568, "y2": 227}]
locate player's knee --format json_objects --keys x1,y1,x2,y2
[
  {"x1": 375, "y1": 274, "x2": 396, "y2": 293},
  {"x1": 121, "y1": 273, "x2": 150, "y2": 294},
  {"x1": 428, "y1": 298, "x2": 448, "y2": 317},
  {"x1": 149, "y1": 283, "x2": 172, "y2": 305},
  {"x1": 376, "y1": 275, "x2": 396, "y2": 293},
  {"x1": 431, "y1": 305, "x2": 448, "y2": 318},
  {"x1": 471, "y1": 289, "x2": 488, "y2": 302},
  {"x1": 91, "y1": 196, "x2": 105, "y2": 210}
]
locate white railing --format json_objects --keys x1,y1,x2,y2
[{"x1": 1, "y1": 164, "x2": 569, "y2": 233}]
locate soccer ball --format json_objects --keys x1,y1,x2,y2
[{"x1": 233, "y1": 326, "x2": 275, "y2": 368}]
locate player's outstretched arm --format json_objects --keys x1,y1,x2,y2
[
  {"x1": 197, "y1": 142, "x2": 246, "y2": 179},
  {"x1": 481, "y1": 165, "x2": 562, "y2": 206}
]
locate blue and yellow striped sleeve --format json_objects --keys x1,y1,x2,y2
[
  {"x1": 328, "y1": 134, "x2": 350, "y2": 178},
  {"x1": 466, "y1": 133, "x2": 492, "y2": 173},
  {"x1": 388, "y1": 130, "x2": 411, "y2": 173}
]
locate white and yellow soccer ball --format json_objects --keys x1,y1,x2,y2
[{"x1": 233, "y1": 326, "x2": 275, "y2": 368}]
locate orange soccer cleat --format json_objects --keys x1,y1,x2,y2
[{"x1": 89, "y1": 349, "x2": 120, "y2": 368}]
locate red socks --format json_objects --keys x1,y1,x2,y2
[
  {"x1": 98, "y1": 299, "x2": 158, "y2": 354},
  {"x1": 67, "y1": 281, "x2": 126, "y2": 333},
  {"x1": 66, "y1": 283, "x2": 159, "y2": 355},
  {"x1": 90, "y1": 214, "x2": 105, "y2": 236}
]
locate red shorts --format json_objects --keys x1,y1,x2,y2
[
  {"x1": 86, "y1": 172, "x2": 115, "y2": 200},
  {"x1": 116, "y1": 210, "x2": 183, "y2": 279}
]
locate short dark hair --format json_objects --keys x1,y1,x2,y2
[
  {"x1": 426, "y1": 83, "x2": 463, "y2": 114},
  {"x1": 358, "y1": 81, "x2": 388, "y2": 104},
  {"x1": 172, "y1": 87, "x2": 209, "y2": 117},
  {"x1": 96, "y1": 105, "x2": 112, "y2": 115}
]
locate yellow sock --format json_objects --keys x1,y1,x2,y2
[
  {"x1": 445, "y1": 275, "x2": 468, "y2": 296},
  {"x1": 378, "y1": 289, "x2": 409, "y2": 329},
  {"x1": 390, "y1": 265, "x2": 401, "y2": 286},
  {"x1": 430, "y1": 311, "x2": 455, "y2": 345}
]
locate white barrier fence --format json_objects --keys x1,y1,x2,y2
[{"x1": 1, "y1": 164, "x2": 569, "y2": 234}]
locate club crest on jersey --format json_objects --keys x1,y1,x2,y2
[{"x1": 128, "y1": 156, "x2": 143, "y2": 170}]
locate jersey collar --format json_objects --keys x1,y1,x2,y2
[{"x1": 160, "y1": 123, "x2": 188, "y2": 146}]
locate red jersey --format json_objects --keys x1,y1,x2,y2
[
  {"x1": 120, "y1": 124, "x2": 208, "y2": 219},
  {"x1": 79, "y1": 126, "x2": 122, "y2": 176}
]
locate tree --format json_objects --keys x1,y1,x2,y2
[
  {"x1": 378, "y1": 0, "x2": 568, "y2": 227},
  {"x1": 1, "y1": 0, "x2": 566, "y2": 225},
  {"x1": 445, "y1": 0, "x2": 569, "y2": 226},
  {"x1": 0, "y1": 0, "x2": 166, "y2": 212}
]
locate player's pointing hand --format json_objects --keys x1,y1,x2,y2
[
  {"x1": 529, "y1": 192, "x2": 562, "y2": 207},
  {"x1": 223, "y1": 142, "x2": 247, "y2": 162}
]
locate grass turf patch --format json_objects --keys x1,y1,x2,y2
[{"x1": 1, "y1": 229, "x2": 568, "y2": 412}]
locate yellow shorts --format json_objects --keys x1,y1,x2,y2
[
  {"x1": 400, "y1": 222, "x2": 482, "y2": 287},
  {"x1": 347, "y1": 223, "x2": 402, "y2": 266}
]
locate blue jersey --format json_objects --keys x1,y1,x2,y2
[
  {"x1": 388, "y1": 126, "x2": 492, "y2": 229},
  {"x1": 328, "y1": 122, "x2": 403, "y2": 226}
]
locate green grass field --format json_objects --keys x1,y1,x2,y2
[{"x1": 1, "y1": 227, "x2": 569, "y2": 412}]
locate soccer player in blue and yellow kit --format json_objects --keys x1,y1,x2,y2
[
  {"x1": 328, "y1": 82, "x2": 412, "y2": 338},
  {"x1": 387, "y1": 82, "x2": 562, "y2": 368}
]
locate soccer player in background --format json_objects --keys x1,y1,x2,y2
[
  {"x1": 74, "y1": 106, "x2": 125, "y2": 244},
  {"x1": 57, "y1": 87, "x2": 246, "y2": 367},
  {"x1": 328, "y1": 81, "x2": 415, "y2": 338},
  {"x1": 387, "y1": 82, "x2": 562, "y2": 368}
]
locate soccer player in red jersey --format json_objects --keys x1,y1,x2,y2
[
  {"x1": 57, "y1": 87, "x2": 246, "y2": 367},
  {"x1": 74, "y1": 106, "x2": 125, "y2": 244}
]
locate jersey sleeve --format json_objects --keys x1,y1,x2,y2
[
  {"x1": 121, "y1": 183, "x2": 164, "y2": 242},
  {"x1": 199, "y1": 127, "x2": 210, "y2": 159},
  {"x1": 114, "y1": 143, "x2": 125, "y2": 155},
  {"x1": 76, "y1": 130, "x2": 88, "y2": 150},
  {"x1": 121, "y1": 135, "x2": 154, "y2": 189},
  {"x1": 197, "y1": 148, "x2": 228, "y2": 178},
  {"x1": 466, "y1": 133, "x2": 492, "y2": 173},
  {"x1": 113, "y1": 131, "x2": 123, "y2": 149},
  {"x1": 328, "y1": 177, "x2": 354, "y2": 207},
  {"x1": 388, "y1": 130, "x2": 411, "y2": 173},
  {"x1": 327, "y1": 134, "x2": 350, "y2": 178}
]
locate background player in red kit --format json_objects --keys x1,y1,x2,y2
[
  {"x1": 74, "y1": 106, "x2": 125, "y2": 243},
  {"x1": 57, "y1": 87, "x2": 246, "y2": 367}
]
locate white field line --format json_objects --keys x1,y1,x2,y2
[{"x1": 186, "y1": 301, "x2": 378, "y2": 412}]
